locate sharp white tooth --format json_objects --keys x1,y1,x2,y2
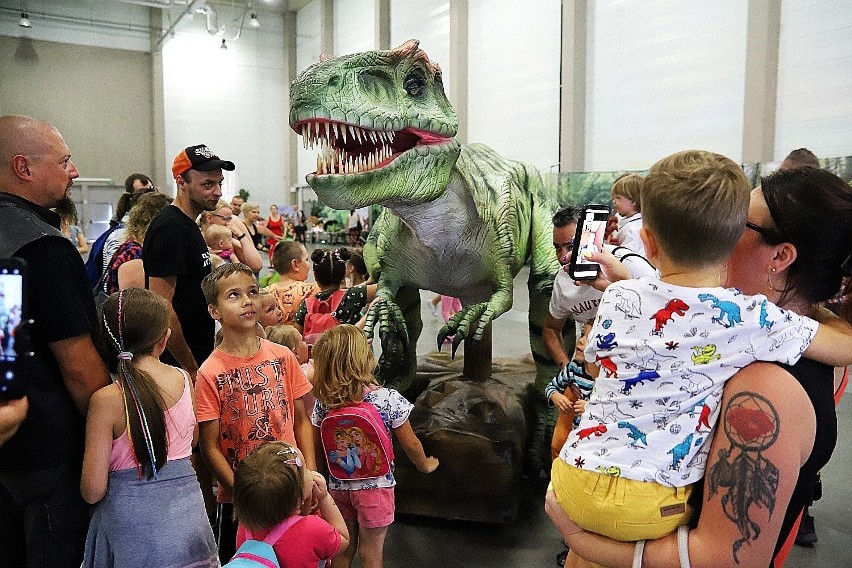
[
  {"x1": 341, "y1": 125, "x2": 347, "y2": 144},
  {"x1": 349, "y1": 125, "x2": 355, "y2": 142},
  {"x1": 389, "y1": 131, "x2": 395, "y2": 144},
  {"x1": 332, "y1": 122, "x2": 338, "y2": 140},
  {"x1": 357, "y1": 128, "x2": 364, "y2": 144}
]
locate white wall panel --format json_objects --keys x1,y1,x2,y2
[
  {"x1": 296, "y1": 0, "x2": 322, "y2": 187},
  {"x1": 775, "y1": 0, "x2": 852, "y2": 160},
  {"x1": 390, "y1": 0, "x2": 450, "y2": 99},
  {"x1": 586, "y1": 0, "x2": 748, "y2": 171},
  {"x1": 467, "y1": 0, "x2": 560, "y2": 173},
  {"x1": 333, "y1": 0, "x2": 374, "y2": 57},
  {"x1": 162, "y1": 9, "x2": 288, "y2": 207}
]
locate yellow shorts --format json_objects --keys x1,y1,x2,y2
[{"x1": 551, "y1": 459, "x2": 693, "y2": 541}]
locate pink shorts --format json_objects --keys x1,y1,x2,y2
[{"x1": 329, "y1": 487, "x2": 395, "y2": 528}]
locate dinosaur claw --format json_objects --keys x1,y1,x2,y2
[{"x1": 451, "y1": 333, "x2": 464, "y2": 358}]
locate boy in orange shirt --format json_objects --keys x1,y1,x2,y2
[{"x1": 195, "y1": 263, "x2": 315, "y2": 563}]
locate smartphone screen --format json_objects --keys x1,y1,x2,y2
[
  {"x1": 568, "y1": 205, "x2": 610, "y2": 280},
  {"x1": 0, "y1": 259, "x2": 26, "y2": 399}
]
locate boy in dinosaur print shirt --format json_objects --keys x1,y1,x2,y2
[{"x1": 551, "y1": 150, "x2": 852, "y2": 543}]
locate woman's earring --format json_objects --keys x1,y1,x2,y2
[{"x1": 767, "y1": 267, "x2": 784, "y2": 292}]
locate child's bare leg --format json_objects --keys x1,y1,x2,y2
[
  {"x1": 357, "y1": 525, "x2": 388, "y2": 568},
  {"x1": 332, "y1": 519, "x2": 358, "y2": 568}
]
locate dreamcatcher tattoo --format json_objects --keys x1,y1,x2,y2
[{"x1": 707, "y1": 391, "x2": 780, "y2": 563}]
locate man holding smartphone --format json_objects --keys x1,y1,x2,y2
[{"x1": 0, "y1": 115, "x2": 110, "y2": 568}]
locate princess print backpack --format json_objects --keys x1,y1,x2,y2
[
  {"x1": 303, "y1": 289, "x2": 346, "y2": 345},
  {"x1": 224, "y1": 515, "x2": 300, "y2": 568},
  {"x1": 320, "y1": 397, "x2": 394, "y2": 481}
]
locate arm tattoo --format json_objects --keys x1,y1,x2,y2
[{"x1": 707, "y1": 391, "x2": 780, "y2": 563}]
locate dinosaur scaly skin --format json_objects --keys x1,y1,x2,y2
[{"x1": 290, "y1": 41, "x2": 563, "y2": 471}]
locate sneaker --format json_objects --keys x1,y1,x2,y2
[{"x1": 795, "y1": 512, "x2": 818, "y2": 547}]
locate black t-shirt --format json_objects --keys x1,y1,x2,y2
[
  {"x1": 771, "y1": 358, "x2": 836, "y2": 563},
  {"x1": 143, "y1": 205, "x2": 214, "y2": 367},
  {"x1": 0, "y1": 194, "x2": 97, "y2": 472},
  {"x1": 293, "y1": 285, "x2": 369, "y2": 326}
]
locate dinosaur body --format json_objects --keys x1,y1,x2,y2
[
  {"x1": 650, "y1": 298, "x2": 689, "y2": 336},
  {"x1": 698, "y1": 293, "x2": 743, "y2": 328},
  {"x1": 289, "y1": 40, "x2": 563, "y2": 472}
]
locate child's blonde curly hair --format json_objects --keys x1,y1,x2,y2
[{"x1": 312, "y1": 325, "x2": 377, "y2": 408}]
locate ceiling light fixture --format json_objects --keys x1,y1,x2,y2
[
  {"x1": 19, "y1": 12, "x2": 31, "y2": 28},
  {"x1": 249, "y1": 13, "x2": 260, "y2": 28},
  {"x1": 220, "y1": 38, "x2": 228, "y2": 50}
]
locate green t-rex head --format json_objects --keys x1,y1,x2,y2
[{"x1": 290, "y1": 40, "x2": 461, "y2": 208}]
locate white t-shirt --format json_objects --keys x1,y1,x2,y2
[
  {"x1": 549, "y1": 245, "x2": 657, "y2": 325},
  {"x1": 615, "y1": 213, "x2": 644, "y2": 255},
  {"x1": 559, "y1": 277, "x2": 818, "y2": 487}
]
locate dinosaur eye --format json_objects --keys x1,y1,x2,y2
[{"x1": 404, "y1": 75, "x2": 425, "y2": 97}]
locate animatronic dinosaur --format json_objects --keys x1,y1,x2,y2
[{"x1": 289, "y1": 40, "x2": 563, "y2": 470}]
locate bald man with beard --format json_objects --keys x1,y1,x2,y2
[{"x1": 0, "y1": 115, "x2": 109, "y2": 568}]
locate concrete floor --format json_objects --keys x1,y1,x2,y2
[{"x1": 375, "y1": 268, "x2": 852, "y2": 568}]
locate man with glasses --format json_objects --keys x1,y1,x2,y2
[{"x1": 203, "y1": 202, "x2": 262, "y2": 272}]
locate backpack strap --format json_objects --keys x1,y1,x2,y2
[
  {"x1": 244, "y1": 515, "x2": 301, "y2": 545},
  {"x1": 306, "y1": 289, "x2": 346, "y2": 314},
  {"x1": 327, "y1": 289, "x2": 346, "y2": 313}
]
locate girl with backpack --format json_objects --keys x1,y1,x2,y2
[
  {"x1": 229, "y1": 441, "x2": 349, "y2": 567},
  {"x1": 310, "y1": 325, "x2": 439, "y2": 568},
  {"x1": 292, "y1": 248, "x2": 377, "y2": 344},
  {"x1": 80, "y1": 288, "x2": 218, "y2": 568}
]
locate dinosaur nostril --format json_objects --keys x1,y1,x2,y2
[{"x1": 328, "y1": 75, "x2": 341, "y2": 88}]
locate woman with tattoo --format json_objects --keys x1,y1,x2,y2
[{"x1": 546, "y1": 167, "x2": 852, "y2": 567}]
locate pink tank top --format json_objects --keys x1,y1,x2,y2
[{"x1": 109, "y1": 369, "x2": 195, "y2": 472}]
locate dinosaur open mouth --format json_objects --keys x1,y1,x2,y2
[{"x1": 294, "y1": 119, "x2": 451, "y2": 176}]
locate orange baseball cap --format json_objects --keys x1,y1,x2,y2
[{"x1": 172, "y1": 144, "x2": 235, "y2": 179}]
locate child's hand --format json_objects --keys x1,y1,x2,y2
[
  {"x1": 418, "y1": 456, "x2": 439, "y2": 474},
  {"x1": 310, "y1": 470, "x2": 329, "y2": 501},
  {"x1": 550, "y1": 392, "x2": 574, "y2": 413},
  {"x1": 573, "y1": 399, "x2": 587, "y2": 415}
]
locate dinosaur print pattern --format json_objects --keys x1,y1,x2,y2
[
  {"x1": 650, "y1": 298, "x2": 689, "y2": 336},
  {"x1": 698, "y1": 293, "x2": 743, "y2": 328},
  {"x1": 559, "y1": 276, "x2": 818, "y2": 487}
]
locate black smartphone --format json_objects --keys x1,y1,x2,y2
[
  {"x1": 0, "y1": 258, "x2": 27, "y2": 399},
  {"x1": 568, "y1": 204, "x2": 611, "y2": 280}
]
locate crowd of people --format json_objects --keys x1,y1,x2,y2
[{"x1": 0, "y1": 112, "x2": 849, "y2": 568}]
